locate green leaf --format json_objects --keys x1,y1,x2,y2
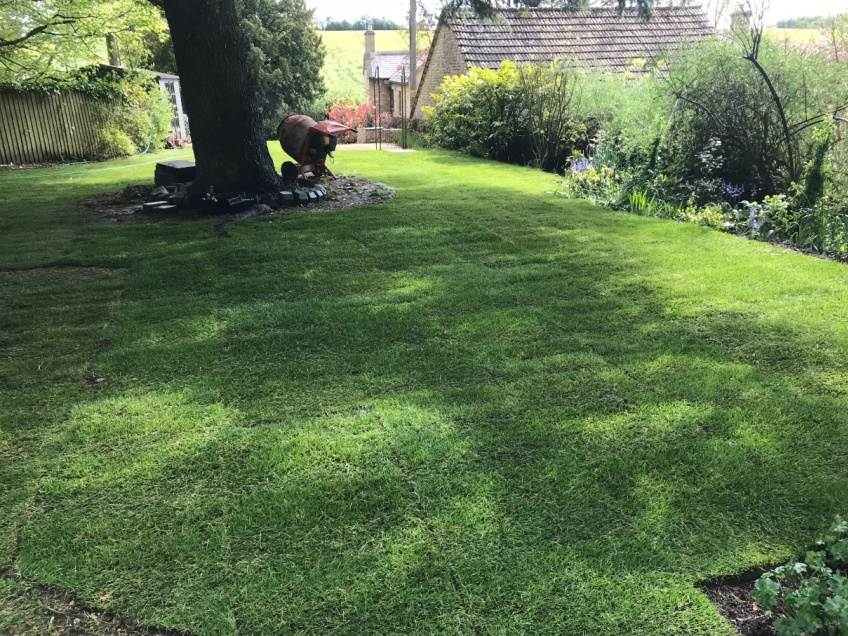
[
  {"x1": 823, "y1": 594, "x2": 848, "y2": 620},
  {"x1": 829, "y1": 573, "x2": 848, "y2": 598},
  {"x1": 795, "y1": 606, "x2": 824, "y2": 634},
  {"x1": 830, "y1": 516, "x2": 848, "y2": 537},
  {"x1": 773, "y1": 616, "x2": 804, "y2": 636},
  {"x1": 775, "y1": 561, "x2": 807, "y2": 578},
  {"x1": 754, "y1": 576, "x2": 781, "y2": 610},
  {"x1": 829, "y1": 538, "x2": 848, "y2": 563},
  {"x1": 805, "y1": 550, "x2": 828, "y2": 573}
]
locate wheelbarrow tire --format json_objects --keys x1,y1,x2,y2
[{"x1": 281, "y1": 161, "x2": 299, "y2": 180}]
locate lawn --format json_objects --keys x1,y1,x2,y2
[
  {"x1": 1, "y1": 147, "x2": 847, "y2": 635},
  {"x1": 320, "y1": 30, "x2": 408, "y2": 103}
]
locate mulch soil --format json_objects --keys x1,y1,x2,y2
[
  {"x1": 2, "y1": 572, "x2": 193, "y2": 635},
  {"x1": 76, "y1": 175, "x2": 396, "y2": 226},
  {"x1": 697, "y1": 565, "x2": 808, "y2": 636}
]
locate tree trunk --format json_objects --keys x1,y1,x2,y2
[{"x1": 159, "y1": 0, "x2": 281, "y2": 192}]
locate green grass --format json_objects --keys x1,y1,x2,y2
[
  {"x1": 320, "y1": 30, "x2": 408, "y2": 103},
  {"x1": 2, "y1": 146, "x2": 848, "y2": 635}
]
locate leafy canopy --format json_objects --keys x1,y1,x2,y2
[
  {"x1": 240, "y1": 0, "x2": 325, "y2": 132},
  {"x1": 0, "y1": 0, "x2": 163, "y2": 82}
]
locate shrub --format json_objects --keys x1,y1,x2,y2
[
  {"x1": 106, "y1": 75, "x2": 174, "y2": 155},
  {"x1": 796, "y1": 122, "x2": 837, "y2": 208},
  {"x1": 753, "y1": 516, "x2": 848, "y2": 636},
  {"x1": 574, "y1": 70, "x2": 670, "y2": 168},
  {"x1": 326, "y1": 100, "x2": 369, "y2": 142},
  {"x1": 424, "y1": 62, "x2": 527, "y2": 163},
  {"x1": 425, "y1": 62, "x2": 679, "y2": 174},
  {"x1": 100, "y1": 125, "x2": 137, "y2": 158},
  {"x1": 664, "y1": 36, "x2": 844, "y2": 198},
  {"x1": 555, "y1": 159, "x2": 620, "y2": 205},
  {"x1": 325, "y1": 100, "x2": 392, "y2": 143},
  {"x1": 518, "y1": 61, "x2": 580, "y2": 171}
]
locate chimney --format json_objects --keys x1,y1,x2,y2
[{"x1": 364, "y1": 23, "x2": 375, "y2": 71}]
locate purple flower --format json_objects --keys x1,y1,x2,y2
[
  {"x1": 572, "y1": 159, "x2": 591, "y2": 173},
  {"x1": 749, "y1": 205, "x2": 761, "y2": 230},
  {"x1": 721, "y1": 182, "x2": 745, "y2": 198}
]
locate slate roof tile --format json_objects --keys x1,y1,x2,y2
[{"x1": 448, "y1": 7, "x2": 713, "y2": 72}]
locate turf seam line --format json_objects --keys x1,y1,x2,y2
[
  {"x1": 382, "y1": 428, "x2": 488, "y2": 636},
  {"x1": 1, "y1": 467, "x2": 46, "y2": 580}
]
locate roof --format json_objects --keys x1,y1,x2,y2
[
  {"x1": 368, "y1": 52, "x2": 427, "y2": 84},
  {"x1": 447, "y1": 7, "x2": 713, "y2": 72},
  {"x1": 387, "y1": 57, "x2": 425, "y2": 84},
  {"x1": 368, "y1": 52, "x2": 406, "y2": 79}
]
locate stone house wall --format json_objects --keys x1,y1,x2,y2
[{"x1": 412, "y1": 26, "x2": 467, "y2": 119}]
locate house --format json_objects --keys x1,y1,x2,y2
[
  {"x1": 411, "y1": 7, "x2": 713, "y2": 119},
  {"x1": 363, "y1": 24, "x2": 427, "y2": 119}
]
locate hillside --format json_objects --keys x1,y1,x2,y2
[
  {"x1": 765, "y1": 27, "x2": 823, "y2": 43},
  {"x1": 319, "y1": 30, "x2": 408, "y2": 103}
]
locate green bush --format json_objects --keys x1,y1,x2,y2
[
  {"x1": 753, "y1": 516, "x2": 848, "y2": 636},
  {"x1": 575, "y1": 69, "x2": 670, "y2": 167},
  {"x1": 100, "y1": 125, "x2": 137, "y2": 158},
  {"x1": 95, "y1": 72, "x2": 174, "y2": 158},
  {"x1": 664, "y1": 37, "x2": 844, "y2": 198},
  {"x1": 425, "y1": 60, "x2": 590, "y2": 171},
  {"x1": 424, "y1": 62, "x2": 526, "y2": 163}
]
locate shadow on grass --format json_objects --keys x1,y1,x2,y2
[{"x1": 4, "y1": 152, "x2": 848, "y2": 634}]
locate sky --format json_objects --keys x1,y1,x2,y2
[{"x1": 306, "y1": 0, "x2": 848, "y2": 25}]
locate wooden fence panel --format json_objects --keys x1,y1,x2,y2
[{"x1": 0, "y1": 90, "x2": 109, "y2": 165}]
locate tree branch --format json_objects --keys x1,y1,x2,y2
[
  {"x1": 0, "y1": 16, "x2": 81, "y2": 48},
  {"x1": 742, "y1": 53, "x2": 797, "y2": 180}
]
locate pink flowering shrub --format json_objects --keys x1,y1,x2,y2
[{"x1": 326, "y1": 100, "x2": 394, "y2": 143}]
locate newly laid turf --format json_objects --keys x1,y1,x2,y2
[
  {"x1": 1, "y1": 147, "x2": 848, "y2": 635},
  {"x1": 319, "y1": 30, "x2": 408, "y2": 103}
]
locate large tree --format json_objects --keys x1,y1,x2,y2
[{"x1": 152, "y1": 0, "x2": 280, "y2": 191}]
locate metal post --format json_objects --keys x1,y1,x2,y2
[
  {"x1": 409, "y1": 0, "x2": 417, "y2": 96},
  {"x1": 401, "y1": 66, "x2": 407, "y2": 150},
  {"x1": 375, "y1": 66, "x2": 380, "y2": 151}
]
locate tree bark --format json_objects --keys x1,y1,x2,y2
[{"x1": 159, "y1": 0, "x2": 281, "y2": 192}]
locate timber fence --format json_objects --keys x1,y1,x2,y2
[{"x1": 0, "y1": 90, "x2": 109, "y2": 165}]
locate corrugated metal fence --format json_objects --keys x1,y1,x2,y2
[{"x1": 0, "y1": 90, "x2": 110, "y2": 165}]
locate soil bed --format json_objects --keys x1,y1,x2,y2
[
  {"x1": 77, "y1": 175, "x2": 396, "y2": 224},
  {"x1": 698, "y1": 566, "x2": 806, "y2": 636}
]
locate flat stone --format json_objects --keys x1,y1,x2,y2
[
  {"x1": 307, "y1": 190, "x2": 318, "y2": 201},
  {"x1": 143, "y1": 201, "x2": 168, "y2": 212},
  {"x1": 294, "y1": 190, "x2": 310, "y2": 203},
  {"x1": 154, "y1": 160, "x2": 197, "y2": 187},
  {"x1": 260, "y1": 193, "x2": 279, "y2": 209}
]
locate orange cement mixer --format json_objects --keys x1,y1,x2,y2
[{"x1": 277, "y1": 115, "x2": 357, "y2": 179}]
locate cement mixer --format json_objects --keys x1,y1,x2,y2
[{"x1": 277, "y1": 115, "x2": 357, "y2": 179}]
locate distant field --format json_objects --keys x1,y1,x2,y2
[
  {"x1": 319, "y1": 30, "x2": 408, "y2": 103},
  {"x1": 765, "y1": 28, "x2": 823, "y2": 43}
]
